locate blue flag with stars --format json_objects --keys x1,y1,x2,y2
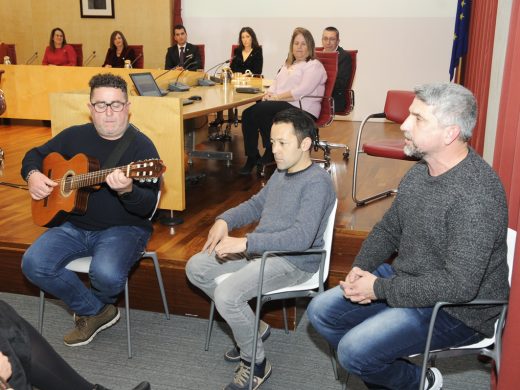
[{"x1": 449, "y1": 0, "x2": 472, "y2": 80}]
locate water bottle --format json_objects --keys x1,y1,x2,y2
[
  {"x1": 221, "y1": 66, "x2": 231, "y2": 85},
  {"x1": 124, "y1": 59, "x2": 132, "y2": 69},
  {"x1": 3, "y1": 56, "x2": 11, "y2": 65}
]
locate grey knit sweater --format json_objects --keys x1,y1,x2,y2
[
  {"x1": 353, "y1": 148, "x2": 509, "y2": 337},
  {"x1": 218, "y1": 164, "x2": 336, "y2": 273}
]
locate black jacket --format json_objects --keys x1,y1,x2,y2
[{"x1": 164, "y1": 43, "x2": 202, "y2": 70}]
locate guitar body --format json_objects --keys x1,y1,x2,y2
[{"x1": 32, "y1": 152, "x2": 100, "y2": 227}]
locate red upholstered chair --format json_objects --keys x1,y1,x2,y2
[
  {"x1": 230, "y1": 44, "x2": 238, "y2": 63},
  {"x1": 69, "y1": 43, "x2": 83, "y2": 66},
  {"x1": 337, "y1": 50, "x2": 357, "y2": 116},
  {"x1": 0, "y1": 43, "x2": 17, "y2": 64},
  {"x1": 305, "y1": 50, "x2": 349, "y2": 169},
  {"x1": 195, "y1": 44, "x2": 205, "y2": 69},
  {"x1": 128, "y1": 45, "x2": 144, "y2": 68},
  {"x1": 316, "y1": 48, "x2": 358, "y2": 116},
  {"x1": 351, "y1": 90, "x2": 417, "y2": 206}
]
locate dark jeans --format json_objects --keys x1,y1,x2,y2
[
  {"x1": 307, "y1": 264, "x2": 483, "y2": 390},
  {"x1": 241, "y1": 101, "x2": 293, "y2": 158},
  {"x1": 0, "y1": 300, "x2": 92, "y2": 390}
]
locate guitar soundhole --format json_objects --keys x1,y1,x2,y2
[{"x1": 60, "y1": 170, "x2": 76, "y2": 198}]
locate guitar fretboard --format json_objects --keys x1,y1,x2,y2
[{"x1": 59, "y1": 165, "x2": 130, "y2": 191}]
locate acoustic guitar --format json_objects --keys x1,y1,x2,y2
[{"x1": 31, "y1": 152, "x2": 166, "y2": 227}]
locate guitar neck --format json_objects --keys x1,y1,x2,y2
[{"x1": 65, "y1": 165, "x2": 129, "y2": 190}]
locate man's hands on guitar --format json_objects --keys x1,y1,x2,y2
[
  {"x1": 106, "y1": 169, "x2": 133, "y2": 195},
  {"x1": 28, "y1": 171, "x2": 57, "y2": 200}
]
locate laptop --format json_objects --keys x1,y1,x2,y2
[{"x1": 130, "y1": 72, "x2": 194, "y2": 105}]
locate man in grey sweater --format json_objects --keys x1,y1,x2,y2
[
  {"x1": 186, "y1": 108, "x2": 336, "y2": 390},
  {"x1": 308, "y1": 83, "x2": 509, "y2": 390}
]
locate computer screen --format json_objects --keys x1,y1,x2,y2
[{"x1": 129, "y1": 72, "x2": 163, "y2": 97}]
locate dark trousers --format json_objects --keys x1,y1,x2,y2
[
  {"x1": 241, "y1": 101, "x2": 293, "y2": 157},
  {"x1": 0, "y1": 300, "x2": 92, "y2": 390}
]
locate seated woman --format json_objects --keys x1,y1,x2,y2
[
  {"x1": 42, "y1": 28, "x2": 77, "y2": 66},
  {"x1": 231, "y1": 26, "x2": 263, "y2": 76},
  {"x1": 102, "y1": 31, "x2": 136, "y2": 68},
  {"x1": 0, "y1": 300, "x2": 150, "y2": 390},
  {"x1": 210, "y1": 27, "x2": 263, "y2": 131},
  {"x1": 239, "y1": 27, "x2": 326, "y2": 175}
]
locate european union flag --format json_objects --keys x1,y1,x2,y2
[{"x1": 449, "y1": 0, "x2": 472, "y2": 80}]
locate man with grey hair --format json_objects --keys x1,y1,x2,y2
[{"x1": 308, "y1": 82, "x2": 509, "y2": 390}]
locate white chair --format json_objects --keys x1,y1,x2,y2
[
  {"x1": 203, "y1": 199, "x2": 338, "y2": 390},
  {"x1": 38, "y1": 191, "x2": 170, "y2": 358},
  {"x1": 417, "y1": 227, "x2": 516, "y2": 389}
]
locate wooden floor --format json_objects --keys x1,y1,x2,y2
[{"x1": 0, "y1": 116, "x2": 415, "y2": 328}]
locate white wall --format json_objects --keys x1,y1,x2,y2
[{"x1": 182, "y1": 0, "x2": 458, "y2": 120}]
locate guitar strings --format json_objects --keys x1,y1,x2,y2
[{"x1": 50, "y1": 160, "x2": 161, "y2": 188}]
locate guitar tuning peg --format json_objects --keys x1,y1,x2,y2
[
  {"x1": 139, "y1": 179, "x2": 144, "y2": 183},
  {"x1": 152, "y1": 178, "x2": 158, "y2": 183}
]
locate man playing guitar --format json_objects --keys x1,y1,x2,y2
[{"x1": 21, "y1": 73, "x2": 160, "y2": 350}]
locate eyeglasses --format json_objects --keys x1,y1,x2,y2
[
  {"x1": 322, "y1": 37, "x2": 337, "y2": 42},
  {"x1": 90, "y1": 101, "x2": 127, "y2": 113}
]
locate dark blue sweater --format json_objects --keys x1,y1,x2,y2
[{"x1": 21, "y1": 123, "x2": 160, "y2": 231}]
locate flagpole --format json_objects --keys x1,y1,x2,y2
[{"x1": 455, "y1": 57, "x2": 463, "y2": 85}]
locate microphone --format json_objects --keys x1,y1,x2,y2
[
  {"x1": 203, "y1": 59, "x2": 231, "y2": 86},
  {"x1": 25, "y1": 52, "x2": 38, "y2": 65},
  {"x1": 168, "y1": 57, "x2": 196, "y2": 92},
  {"x1": 130, "y1": 52, "x2": 143, "y2": 68},
  {"x1": 198, "y1": 59, "x2": 231, "y2": 86},
  {"x1": 84, "y1": 51, "x2": 96, "y2": 66}
]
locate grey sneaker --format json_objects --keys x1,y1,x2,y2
[
  {"x1": 64, "y1": 304, "x2": 120, "y2": 346},
  {"x1": 224, "y1": 320, "x2": 272, "y2": 362},
  {"x1": 425, "y1": 367, "x2": 443, "y2": 390},
  {"x1": 223, "y1": 360, "x2": 272, "y2": 390}
]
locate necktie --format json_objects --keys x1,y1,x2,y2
[{"x1": 179, "y1": 47, "x2": 185, "y2": 67}]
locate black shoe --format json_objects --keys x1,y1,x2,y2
[
  {"x1": 209, "y1": 117, "x2": 224, "y2": 129},
  {"x1": 259, "y1": 150, "x2": 274, "y2": 165},
  {"x1": 93, "y1": 382, "x2": 150, "y2": 390},
  {"x1": 239, "y1": 154, "x2": 260, "y2": 175}
]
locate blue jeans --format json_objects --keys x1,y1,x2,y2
[
  {"x1": 22, "y1": 222, "x2": 151, "y2": 316},
  {"x1": 307, "y1": 264, "x2": 483, "y2": 390}
]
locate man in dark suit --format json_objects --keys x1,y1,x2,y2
[
  {"x1": 164, "y1": 24, "x2": 202, "y2": 70},
  {"x1": 322, "y1": 27, "x2": 352, "y2": 113}
]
